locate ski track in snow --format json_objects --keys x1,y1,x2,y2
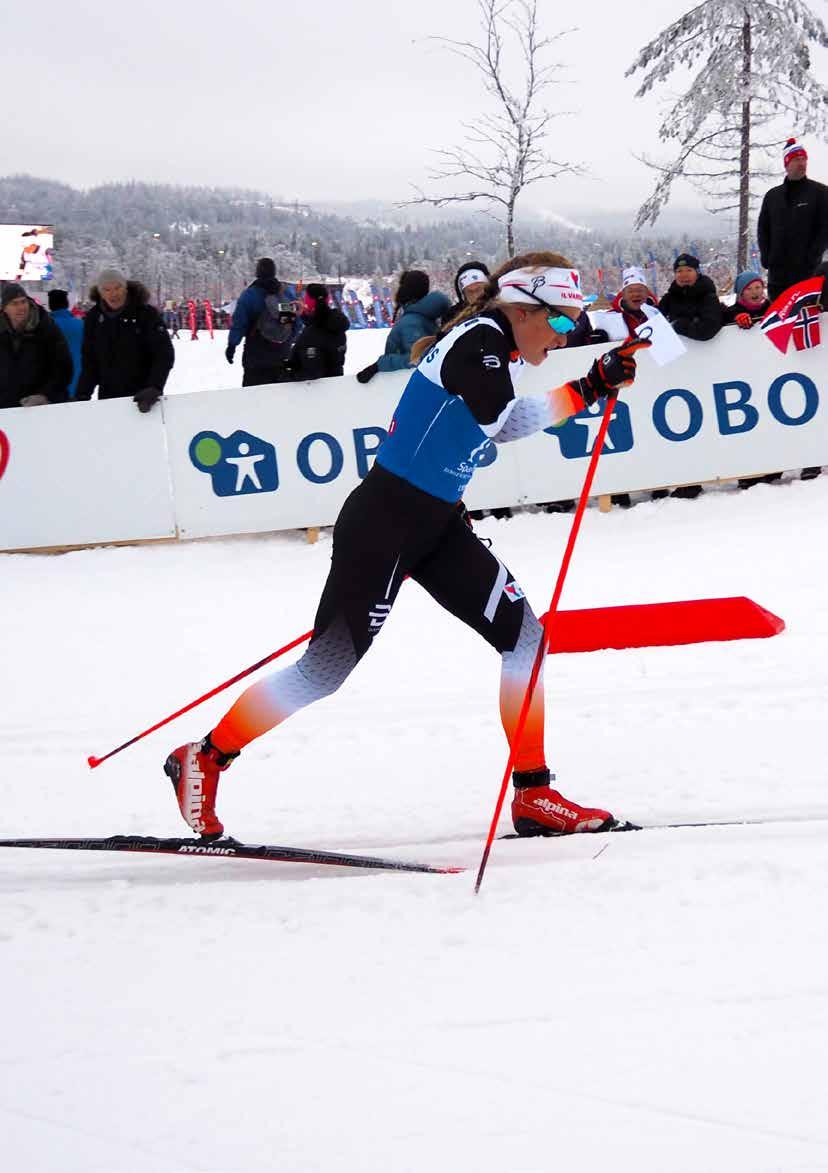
[{"x1": 2, "y1": 352, "x2": 828, "y2": 1171}]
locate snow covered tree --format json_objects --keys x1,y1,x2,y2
[
  {"x1": 404, "y1": 0, "x2": 577, "y2": 254},
  {"x1": 627, "y1": 0, "x2": 828, "y2": 270}
]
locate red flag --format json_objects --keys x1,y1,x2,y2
[
  {"x1": 760, "y1": 277, "x2": 824, "y2": 354},
  {"x1": 791, "y1": 304, "x2": 821, "y2": 351},
  {"x1": 204, "y1": 298, "x2": 214, "y2": 340}
]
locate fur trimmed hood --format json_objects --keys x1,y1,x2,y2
[{"x1": 88, "y1": 280, "x2": 152, "y2": 308}]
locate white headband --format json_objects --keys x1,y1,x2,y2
[
  {"x1": 622, "y1": 266, "x2": 648, "y2": 289},
  {"x1": 497, "y1": 266, "x2": 584, "y2": 311},
  {"x1": 458, "y1": 268, "x2": 488, "y2": 291}
]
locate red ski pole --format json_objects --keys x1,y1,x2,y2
[
  {"x1": 474, "y1": 391, "x2": 619, "y2": 894},
  {"x1": 87, "y1": 628, "x2": 313, "y2": 769}
]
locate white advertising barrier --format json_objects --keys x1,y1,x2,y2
[
  {"x1": 165, "y1": 324, "x2": 827, "y2": 537},
  {"x1": 3, "y1": 324, "x2": 827, "y2": 551},
  {"x1": 0, "y1": 397, "x2": 176, "y2": 551},
  {"x1": 165, "y1": 377, "x2": 524, "y2": 535},
  {"x1": 512, "y1": 320, "x2": 828, "y2": 502}
]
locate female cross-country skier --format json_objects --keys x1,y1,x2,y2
[{"x1": 165, "y1": 252, "x2": 650, "y2": 840}]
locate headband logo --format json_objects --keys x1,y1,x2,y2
[{"x1": 530, "y1": 274, "x2": 547, "y2": 293}]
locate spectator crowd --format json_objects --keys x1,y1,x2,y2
[{"x1": 1, "y1": 134, "x2": 825, "y2": 500}]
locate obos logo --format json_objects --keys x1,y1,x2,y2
[
  {"x1": 0, "y1": 430, "x2": 9, "y2": 481},
  {"x1": 189, "y1": 430, "x2": 278, "y2": 497},
  {"x1": 545, "y1": 401, "x2": 634, "y2": 459}
]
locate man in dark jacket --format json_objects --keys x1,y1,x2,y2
[
  {"x1": 658, "y1": 254, "x2": 722, "y2": 341},
  {"x1": 657, "y1": 254, "x2": 720, "y2": 501},
  {"x1": 225, "y1": 258, "x2": 302, "y2": 387},
  {"x1": 0, "y1": 282, "x2": 72, "y2": 410},
  {"x1": 291, "y1": 284, "x2": 350, "y2": 380},
  {"x1": 758, "y1": 139, "x2": 828, "y2": 302},
  {"x1": 75, "y1": 269, "x2": 174, "y2": 412}
]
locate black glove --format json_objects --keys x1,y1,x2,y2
[
  {"x1": 569, "y1": 336, "x2": 652, "y2": 405},
  {"x1": 356, "y1": 362, "x2": 379, "y2": 384},
  {"x1": 134, "y1": 386, "x2": 162, "y2": 413},
  {"x1": 225, "y1": 344, "x2": 235, "y2": 364}
]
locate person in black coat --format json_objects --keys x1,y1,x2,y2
[
  {"x1": 0, "y1": 282, "x2": 72, "y2": 409},
  {"x1": 816, "y1": 261, "x2": 828, "y2": 309},
  {"x1": 290, "y1": 284, "x2": 350, "y2": 380},
  {"x1": 658, "y1": 254, "x2": 722, "y2": 341},
  {"x1": 75, "y1": 268, "x2": 174, "y2": 412},
  {"x1": 758, "y1": 139, "x2": 828, "y2": 302}
]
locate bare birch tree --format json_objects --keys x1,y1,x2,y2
[
  {"x1": 404, "y1": 0, "x2": 576, "y2": 254},
  {"x1": 627, "y1": 0, "x2": 828, "y2": 271}
]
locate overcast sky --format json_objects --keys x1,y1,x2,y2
[{"x1": 5, "y1": 0, "x2": 828, "y2": 219}]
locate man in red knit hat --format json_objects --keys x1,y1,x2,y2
[{"x1": 757, "y1": 138, "x2": 828, "y2": 302}]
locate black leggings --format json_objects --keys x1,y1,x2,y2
[{"x1": 211, "y1": 466, "x2": 548, "y2": 770}]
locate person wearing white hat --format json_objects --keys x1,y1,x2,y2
[
  {"x1": 589, "y1": 265, "x2": 660, "y2": 342},
  {"x1": 448, "y1": 260, "x2": 491, "y2": 319},
  {"x1": 164, "y1": 250, "x2": 651, "y2": 844}
]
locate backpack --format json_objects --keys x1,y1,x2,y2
[{"x1": 256, "y1": 294, "x2": 296, "y2": 354}]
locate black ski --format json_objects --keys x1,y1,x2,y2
[
  {"x1": 0, "y1": 835, "x2": 463, "y2": 875},
  {"x1": 499, "y1": 814, "x2": 828, "y2": 838}
]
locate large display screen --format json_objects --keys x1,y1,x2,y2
[{"x1": 0, "y1": 224, "x2": 55, "y2": 281}]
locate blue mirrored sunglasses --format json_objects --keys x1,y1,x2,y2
[
  {"x1": 546, "y1": 312, "x2": 576, "y2": 334},
  {"x1": 518, "y1": 286, "x2": 579, "y2": 335}
]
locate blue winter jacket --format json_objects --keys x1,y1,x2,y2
[
  {"x1": 227, "y1": 280, "x2": 297, "y2": 346},
  {"x1": 50, "y1": 307, "x2": 84, "y2": 397},
  {"x1": 228, "y1": 280, "x2": 272, "y2": 347},
  {"x1": 377, "y1": 291, "x2": 451, "y2": 372}
]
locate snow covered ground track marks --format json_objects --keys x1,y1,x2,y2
[{"x1": 2, "y1": 477, "x2": 828, "y2": 1171}]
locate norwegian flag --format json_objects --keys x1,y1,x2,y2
[
  {"x1": 791, "y1": 304, "x2": 822, "y2": 351},
  {"x1": 760, "y1": 276, "x2": 824, "y2": 354}
]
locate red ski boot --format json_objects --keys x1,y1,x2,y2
[
  {"x1": 164, "y1": 735, "x2": 238, "y2": 840},
  {"x1": 511, "y1": 768, "x2": 617, "y2": 836}
]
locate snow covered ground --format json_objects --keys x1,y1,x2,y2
[
  {"x1": 3, "y1": 451, "x2": 828, "y2": 1169},
  {"x1": 163, "y1": 326, "x2": 390, "y2": 395}
]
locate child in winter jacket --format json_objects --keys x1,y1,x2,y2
[{"x1": 721, "y1": 271, "x2": 771, "y2": 328}]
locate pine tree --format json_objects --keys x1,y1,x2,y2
[{"x1": 627, "y1": 0, "x2": 828, "y2": 270}]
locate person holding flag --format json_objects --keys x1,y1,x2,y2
[{"x1": 164, "y1": 252, "x2": 650, "y2": 842}]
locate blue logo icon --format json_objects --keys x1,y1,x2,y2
[
  {"x1": 469, "y1": 438, "x2": 497, "y2": 468},
  {"x1": 545, "y1": 401, "x2": 634, "y2": 459},
  {"x1": 189, "y1": 430, "x2": 279, "y2": 497}
]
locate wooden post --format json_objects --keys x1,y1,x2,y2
[
  {"x1": 306, "y1": 527, "x2": 320, "y2": 544},
  {"x1": 598, "y1": 494, "x2": 612, "y2": 514}
]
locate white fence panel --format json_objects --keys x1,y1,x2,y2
[
  {"x1": 0, "y1": 398, "x2": 175, "y2": 551},
  {"x1": 3, "y1": 323, "x2": 826, "y2": 552}
]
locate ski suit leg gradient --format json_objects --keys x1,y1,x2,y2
[
  {"x1": 410, "y1": 512, "x2": 546, "y2": 773},
  {"x1": 210, "y1": 472, "x2": 546, "y2": 772}
]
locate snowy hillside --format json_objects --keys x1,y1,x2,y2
[{"x1": 3, "y1": 471, "x2": 828, "y2": 1171}]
